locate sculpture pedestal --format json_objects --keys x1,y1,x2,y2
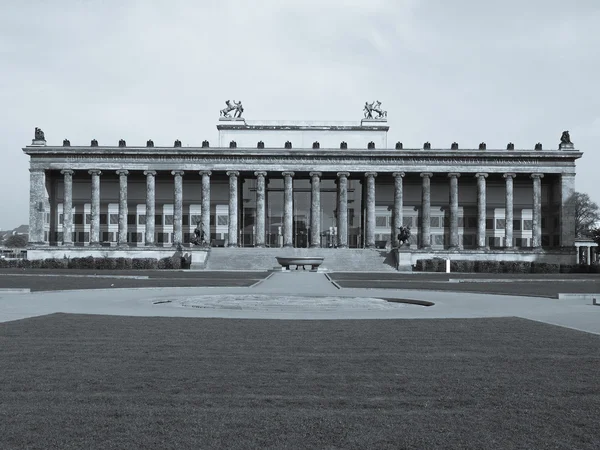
[
  {"x1": 559, "y1": 143, "x2": 574, "y2": 150},
  {"x1": 397, "y1": 248, "x2": 412, "y2": 272},
  {"x1": 218, "y1": 117, "x2": 245, "y2": 123}
]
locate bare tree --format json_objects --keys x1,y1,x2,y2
[{"x1": 573, "y1": 192, "x2": 600, "y2": 237}]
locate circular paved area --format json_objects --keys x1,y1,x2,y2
[{"x1": 0, "y1": 271, "x2": 599, "y2": 334}]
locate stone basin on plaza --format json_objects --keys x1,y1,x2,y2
[{"x1": 276, "y1": 256, "x2": 325, "y2": 271}]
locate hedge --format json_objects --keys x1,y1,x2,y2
[
  {"x1": 0, "y1": 256, "x2": 190, "y2": 270},
  {"x1": 414, "y1": 259, "x2": 598, "y2": 274}
]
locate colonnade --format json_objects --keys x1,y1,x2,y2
[{"x1": 38, "y1": 169, "x2": 548, "y2": 249}]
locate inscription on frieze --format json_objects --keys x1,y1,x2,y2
[{"x1": 62, "y1": 154, "x2": 541, "y2": 165}]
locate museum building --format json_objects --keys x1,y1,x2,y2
[{"x1": 23, "y1": 102, "x2": 582, "y2": 265}]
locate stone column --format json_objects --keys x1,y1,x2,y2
[
  {"x1": 448, "y1": 173, "x2": 460, "y2": 249},
  {"x1": 200, "y1": 171, "x2": 211, "y2": 245},
  {"x1": 504, "y1": 173, "x2": 516, "y2": 248},
  {"x1": 61, "y1": 169, "x2": 74, "y2": 246},
  {"x1": 172, "y1": 170, "x2": 184, "y2": 246},
  {"x1": 559, "y1": 173, "x2": 576, "y2": 248},
  {"x1": 116, "y1": 170, "x2": 128, "y2": 246},
  {"x1": 88, "y1": 170, "x2": 102, "y2": 245},
  {"x1": 365, "y1": 172, "x2": 377, "y2": 248},
  {"x1": 531, "y1": 173, "x2": 544, "y2": 249},
  {"x1": 475, "y1": 173, "x2": 488, "y2": 249},
  {"x1": 392, "y1": 172, "x2": 405, "y2": 247},
  {"x1": 337, "y1": 172, "x2": 349, "y2": 248},
  {"x1": 420, "y1": 173, "x2": 433, "y2": 249},
  {"x1": 282, "y1": 171, "x2": 294, "y2": 248},
  {"x1": 254, "y1": 171, "x2": 267, "y2": 247},
  {"x1": 29, "y1": 169, "x2": 46, "y2": 244},
  {"x1": 144, "y1": 171, "x2": 156, "y2": 246},
  {"x1": 586, "y1": 246, "x2": 591, "y2": 265},
  {"x1": 310, "y1": 172, "x2": 322, "y2": 248},
  {"x1": 227, "y1": 171, "x2": 239, "y2": 247}
]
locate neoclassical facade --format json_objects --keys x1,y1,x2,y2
[{"x1": 23, "y1": 108, "x2": 582, "y2": 263}]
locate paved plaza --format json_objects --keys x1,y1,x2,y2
[
  {"x1": 0, "y1": 270, "x2": 599, "y2": 333},
  {"x1": 0, "y1": 270, "x2": 599, "y2": 449}
]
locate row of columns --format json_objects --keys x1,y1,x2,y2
[
  {"x1": 414, "y1": 172, "x2": 543, "y2": 249},
  {"x1": 55, "y1": 169, "x2": 545, "y2": 249}
]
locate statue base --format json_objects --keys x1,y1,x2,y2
[
  {"x1": 361, "y1": 119, "x2": 387, "y2": 127},
  {"x1": 396, "y1": 249, "x2": 413, "y2": 272},
  {"x1": 559, "y1": 143, "x2": 574, "y2": 150},
  {"x1": 219, "y1": 117, "x2": 245, "y2": 123},
  {"x1": 31, "y1": 139, "x2": 46, "y2": 146}
]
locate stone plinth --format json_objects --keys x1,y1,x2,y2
[{"x1": 396, "y1": 249, "x2": 413, "y2": 272}]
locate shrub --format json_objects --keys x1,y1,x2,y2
[
  {"x1": 41, "y1": 258, "x2": 68, "y2": 269},
  {"x1": 115, "y1": 257, "x2": 133, "y2": 270},
  {"x1": 474, "y1": 261, "x2": 501, "y2": 273},
  {"x1": 511, "y1": 261, "x2": 531, "y2": 274},
  {"x1": 29, "y1": 259, "x2": 43, "y2": 269},
  {"x1": 158, "y1": 257, "x2": 173, "y2": 269},
  {"x1": 530, "y1": 262, "x2": 560, "y2": 274},
  {"x1": 95, "y1": 257, "x2": 117, "y2": 270},
  {"x1": 132, "y1": 258, "x2": 158, "y2": 270}
]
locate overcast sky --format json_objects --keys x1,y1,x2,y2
[{"x1": 1, "y1": 0, "x2": 599, "y2": 230}]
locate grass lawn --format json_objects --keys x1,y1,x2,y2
[{"x1": 1, "y1": 314, "x2": 599, "y2": 449}]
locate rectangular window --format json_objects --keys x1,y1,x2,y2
[
  {"x1": 433, "y1": 234, "x2": 444, "y2": 245},
  {"x1": 462, "y1": 234, "x2": 474, "y2": 247},
  {"x1": 402, "y1": 217, "x2": 413, "y2": 227},
  {"x1": 217, "y1": 215, "x2": 228, "y2": 226},
  {"x1": 488, "y1": 236, "x2": 502, "y2": 248},
  {"x1": 45, "y1": 213, "x2": 50, "y2": 224},
  {"x1": 190, "y1": 214, "x2": 202, "y2": 225},
  {"x1": 466, "y1": 217, "x2": 478, "y2": 229},
  {"x1": 127, "y1": 214, "x2": 136, "y2": 225},
  {"x1": 513, "y1": 219, "x2": 521, "y2": 231},
  {"x1": 457, "y1": 216, "x2": 464, "y2": 227},
  {"x1": 515, "y1": 237, "x2": 527, "y2": 247},
  {"x1": 59, "y1": 214, "x2": 64, "y2": 225},
  {"x1": 110, "y1": 214, "x2": 119, "y2": 225},
  {"x1": 86, "y1": 213, "x2": 92, "y2": 225},
  {"x1": 155, "y1": 215, "x2": 163, "y2": 226},
  {"x1": 523, "y1": 220, "x2": 533, "y2": 231},
  {"x1": 130, "y1": 232, "x2": 143, "y2": 243},
  {"x1": 100, "y1": 214, "x2": 107, "y2": 225},
  {"x1": 183, "y1": 232, "x2": 192, "y2": 243},
  {"x1": 541, "y1": 218, "x2": 546, "y2": 230},
  {"x1": 74, "y1": 214, "x2": 84, "y2": 225},
  {"x1": 138, "y1": 214, "x2": 146, "y2": 225},
  {"x1": 183, "y1": 215, "x2": 189, "y2": 226},
  {"x1": 553, "y1": 235, "x2": 560, "y2": 247},
  {"x1": 430, "y1": 217, "x2": 441, "y2": 228},
  {"x1": 102, "y1": 232, "x2": 114, "y2": 242},
  {"x1": 82, "y1": 232, "x2": 89, "y2": 242},
  {"x1": 486, "y1": 218, "x2": 494, "y2": 230},
  {"x1": 157, "y1": 232, "x2": 168, "y2": 244},
  {"x1": 375, "y1": 216, "x2": 387, "y2": 227},
  {"x1": 54, "y1": 232, "x2": 63, "y2": 242},
  {"x1": 164, "y1": 215, "x2": 174, "y2": 225},
  {"x1": 495, "y1": 219, "x2": 506, "y2": 230}
]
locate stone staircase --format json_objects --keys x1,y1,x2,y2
[{"x1": 204, "y1": 247, "x2": 398, "y2": 272}]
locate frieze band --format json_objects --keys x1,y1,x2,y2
[{"x1": 59, "y1": 155, "x2": 544, "y2": 166}]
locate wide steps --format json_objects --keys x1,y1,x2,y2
[{"x1": 205, "y1": 248, "x2": 398, "y2": 272}]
